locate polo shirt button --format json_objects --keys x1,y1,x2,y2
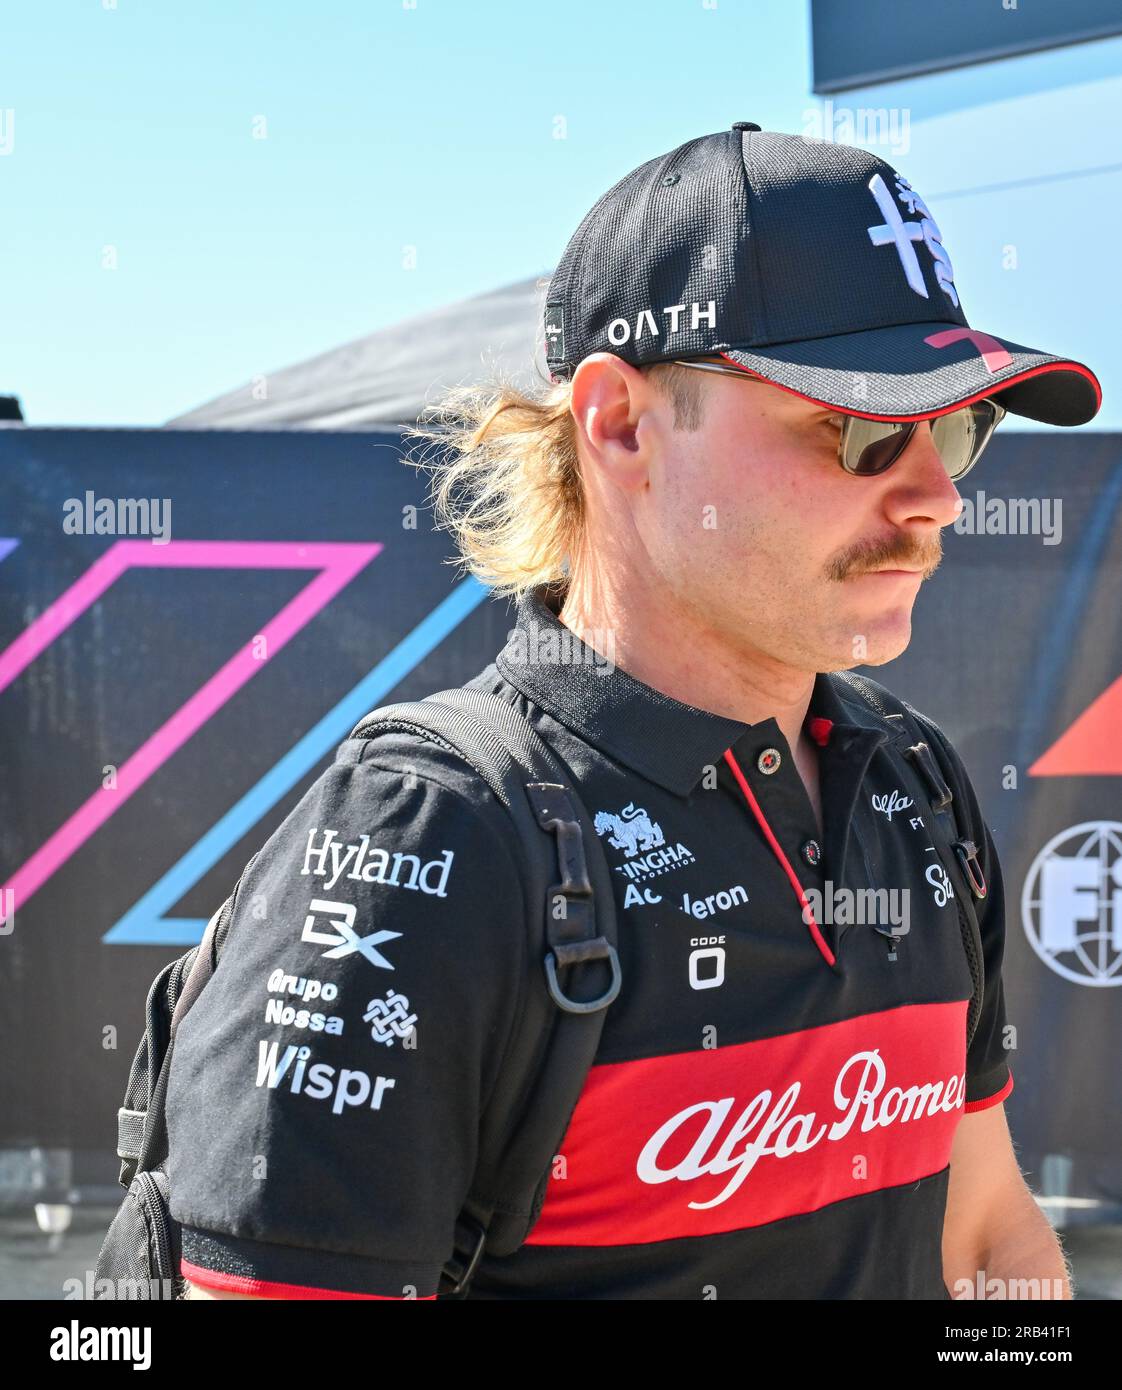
[
  {"x1": 802, "y1": 838, "x2": 822, "y2": 866},
  {"x1": 757, "y1": 747, "x2": 781, "y2": 774}
]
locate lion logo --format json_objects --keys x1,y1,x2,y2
[{"x1": 593, "y1": 802, "x2": 666, "y2": 858}]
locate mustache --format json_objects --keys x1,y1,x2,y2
[{"x1": 827, "y1": 540, "x2": 943, "y2": 581}]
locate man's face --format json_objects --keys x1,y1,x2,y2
[{"x1": 570, "y1": 353, "x2": 966, "y2": 674}]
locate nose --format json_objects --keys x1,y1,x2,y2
[{"x1": 880, "y1": 420, "x2": 963, "y2": 531}]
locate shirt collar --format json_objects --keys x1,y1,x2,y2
[{"x1": 494, "y1": 584, "x2": 887, "y2": 797}]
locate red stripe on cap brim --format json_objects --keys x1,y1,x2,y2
[{"x1": 716, "y1": 352, "x2": 1102, "y2": 424}]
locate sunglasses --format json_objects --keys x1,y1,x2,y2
[{"x1": 668, "y1": 359, "x2": 1006, "y2": 482}]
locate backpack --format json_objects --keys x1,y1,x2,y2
[
  {"x1": 832, "y1": 670, "x2": 990, "y2": 1051},
  {"x1": 93, "y1": 675, "x2": 989, "y2": 1299}
]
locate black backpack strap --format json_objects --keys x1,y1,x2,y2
[
  {"x1": 122, "y1": 686, "x2": 618, "y2": 1296},
  {"x1": 832, "y1": 671, "x2": 987, "y2": 1051},
  {"x1": 346, "y1": 687, "x2": 621, "y2": 1296},
  {"x1": 114, "y1": 952, "x2": 187, "y2": 1188},
  {"x1": 915, "y1": 717, "x2": 990, "y2": 901},
  {"x1": 117, "y1": 850, "x2": 263, "y2": 1188}
]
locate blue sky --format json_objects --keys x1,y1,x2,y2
[{"x1": 1, "y1": 0, "x2": 1118, "y2": 429}]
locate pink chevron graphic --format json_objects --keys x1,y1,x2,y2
[
  {"x1": 0, "y1": 540, "x2": 381, "y2": 911},
  {"x1": 923, "y1": 328, "x2": 1013, "y2": 374}
]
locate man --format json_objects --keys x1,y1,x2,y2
[{"x1": 169, "y1": 123, "x2": 1101, "y2": 1299}]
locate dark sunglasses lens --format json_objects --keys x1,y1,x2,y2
[
  {"x1": 842, "y1": 419, "x2": 912, "y2": 475},
  {"x1": 930, "y1": 399, "x2": 1001, "y2": 480}
]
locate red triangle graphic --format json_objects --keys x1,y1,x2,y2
[{"x1": 1029, "y1": 674, "x2": 1122, "y2": 776}]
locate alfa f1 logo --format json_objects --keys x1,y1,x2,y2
[{"x1": 866, "y1": 172, "x2": 958, "y2": 307}]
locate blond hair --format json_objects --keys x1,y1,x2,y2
[{"x1": 401, "y1": 359, "x2": 707, "y2": 602}]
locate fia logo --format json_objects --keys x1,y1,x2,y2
[
  {"x1": 866, "y1": 172, "x2": 958, "y2": 307},
  {"x1": 1022, "y1": 821, "x2": 1122, "y2": 987}
]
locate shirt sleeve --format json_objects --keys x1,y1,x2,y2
[
  {"x1": 165, "y1": 733, "x2": 529, "y2": 1299},
  {"x1": 920, "y1": 717, "x2": 1015, "y2": 1112}
]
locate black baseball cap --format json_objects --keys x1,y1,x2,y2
[{"x1": 543, "y1": 122, "x2": 1101, "y2": 426}]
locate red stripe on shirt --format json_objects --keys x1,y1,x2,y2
[
  {"x1": 527, "y1": 1000, "x2": 970, "y2": 1247},
  {"x1": 723, "y1": 746, "x2": 835, "y2": 966},
  {"x1": 964, "y1": 1071, "x2": 1014, "y2": 1113},
  {"x1": 180, "y1": 1259, "x2": 436, "y2": 1300}
]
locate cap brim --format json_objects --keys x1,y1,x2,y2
[{"x1": 718, "y1": 321, "x2": 1101, "y2": 426}]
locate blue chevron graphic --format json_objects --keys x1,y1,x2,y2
[{"x1": 105, "y1": 576, "x2": 490, "y2": 945}]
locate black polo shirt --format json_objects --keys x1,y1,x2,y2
[{"x1": 167, "y1": 584, "x2": 1013, "y2": 1300}]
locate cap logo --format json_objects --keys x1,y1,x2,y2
[
  {"x1": 866, "y1": 173, "x2": 958, "y2": 308},
  {"x1": 923, "y1": 327, "x2": 1013, "y2": 375},
  {"x1": 607, "y1": 299, "x2": 716, "y2": 349},
  {"x1": 544, "y1": 301, "x2": 566, "y2": 360}
]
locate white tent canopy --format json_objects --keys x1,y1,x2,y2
[{"x1": 165, "y1": 275, "x2": 552, "y2": 431}]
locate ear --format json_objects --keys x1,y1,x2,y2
[{"x1": 570, "y1": 354, "x2": 662, "y2": 494}]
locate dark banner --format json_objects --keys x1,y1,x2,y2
[
  {"x1": 1, "y1": 426, "x2": 1119, "y2": 1208},
  {"x1": 811, "y1": 0, "x2": 1122, "y2": 91}
]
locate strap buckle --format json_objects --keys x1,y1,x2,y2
[
  {"x1": 526, "y1": 782, "x2": 623, "y2": 1014},
  {"x1": 953, "y1": 838, "x2": 988, "y2": 900},
  {"x1": 545, "y1": 938, "x2": 622, "y2": 1014},
  {"x1": 442, "y1": 1214, "x2": 487, "y2": 1297},
  {"x1": 904, "y1": 740, "x2": 953, "y2": 812}
]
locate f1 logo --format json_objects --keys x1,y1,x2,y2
[{"x1": 301, "y1": 898, "x2": 401, "y2": 969}]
